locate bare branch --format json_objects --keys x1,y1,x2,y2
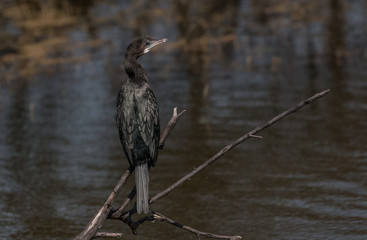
[
  {"x1": 109, "y1": 187, "x2": 136, "y2": 219},
  {"x1": 74, "y1": 168, "x2": 132, "y2": 240},
  {"x1": 76, "y1": 90, "x2": 329, "y2": 239},
  {"x1": 75, "y1": 108, "x2": 186, "y2": 240},
  {"x1": 109, "y1": 211, "x2": 242, "y2": 239},
  {"x1": 249, "y1": 134, "x2": 262, "y2": 139},
  {"x1": 93, "y1": 232, "x2": 123, "y2": 238},
  {"x1": 159, "y1": 107, "x2": 186, "y2": 148},
  {"x1": 153, "y1": 212, "x2": 242, "y2": 240},
  {"x1": 150, "y1": 89, "x2": 330, "y2": 204}
]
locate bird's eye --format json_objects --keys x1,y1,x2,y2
[{"x1": 145, "y1": 41, "x2": 150, "y2": 46}]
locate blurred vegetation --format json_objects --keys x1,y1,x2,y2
[{"x1": 0, "y1": 0, "x2": 366, "y2": 82}]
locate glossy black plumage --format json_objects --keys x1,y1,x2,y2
[
  {"x1": 115, "y1": 81, "x2": 160, "y2": 167},
  {"x1": 115, "y1": 37, "x2": 166, "y2": 214}
]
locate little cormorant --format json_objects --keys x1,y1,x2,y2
[{"x1": 115, "y1": 37, "x2": 167, "y2": 214}]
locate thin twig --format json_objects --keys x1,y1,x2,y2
[
  {"x1": 249, "y1": 134, "x2": 262, "y2": 139},
  {"x1": 153, "y1": 212, "x2": 242, "y2": 240},
  {"x1": 159, "y1": 107, "x2": 186, "y2": 148},
  {"x1": 93, "y1": 232, "x2": 123, "y2": 238},
  {"x1": 150, "y1": 89, "x2": 330, "y2": 204}
]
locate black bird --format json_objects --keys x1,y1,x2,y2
[{"x1": 115, "y1": 37, "x2": 167, "y2": 214}]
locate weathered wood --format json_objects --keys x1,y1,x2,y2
[
  {"x1": 74, "y1": 108, "x2": 186, "y2": 240},
  {"x1": 76, "y1": 89, "x2": 330, "y2": 239},
  {"x1": 149, "y1": 89, "x2": 330, "y2": 204},
  {"x1": 74, "y1": 168, "x2": 131, "y2": 240},
  {"x1": 153, "y1": 212, "x2": 242, "y2": 240}
]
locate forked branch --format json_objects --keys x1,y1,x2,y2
[
  {"x1": 150, "y1": 89, "x2": 330, "y2": 204},
  {"x1": 159, "y1": 107, "x2": 186, "y2": 148},
  {"x1": 75, "y1": 89, "x2": 330, "y2": 239},
  {"x1": 153, "y1": 212, "x2": 242, "y2": 240},
  {"x1": 74, "y1": 108, "x2": 186, "y2": 240}
]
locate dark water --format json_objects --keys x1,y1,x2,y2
[{"x1": 1, "y1": 1, "x2": 367, "y2": 239}]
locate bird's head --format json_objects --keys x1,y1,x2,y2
[{"x1": 126, "y1": 37, "x2": 167, "y2": 59}]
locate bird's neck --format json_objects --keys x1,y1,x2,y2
[{"x1": 124, "y1": 57, "x2": 148, "y2": 84}]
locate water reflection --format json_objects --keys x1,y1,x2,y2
[{"x1": 1, "y1": 1, "x2": 367, "y2": 239}]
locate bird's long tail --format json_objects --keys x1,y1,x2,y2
[{"x1": 135, "y1": 163, "x2": 149, "y2": 214}]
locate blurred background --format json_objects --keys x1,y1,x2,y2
[{"x1": 0, "y1": 0, "x2": 366, "y2": 239}]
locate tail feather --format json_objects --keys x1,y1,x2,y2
[{"x1": 135, "y1": 163, "x2": 149, "y2": 214}]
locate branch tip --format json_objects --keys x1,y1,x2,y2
[
  {"x1": 173, "y1": 107, "x2": 177, "y2": 116},
  {"x1": 153, "y1": 211, "x2": 240, "y2": 240},
  {"x1": 232, "y1": 236, "x2": 242, "y2": 240},
  {"x1": 177, "y1": 109, "x2": 186, "y2": 117},
  {"x1": 93, "y1": 232, "x2": 123, "y2": 238},
  {"x1": 249, "y1": 134, "x2": 262, "y2": 139},
  {"x1": 153, "y1": 213, "x2": 164, "y2": 221}
]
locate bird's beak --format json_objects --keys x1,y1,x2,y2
[{"x1": 144, "y1": 38, "x2": 167, "y2": 54}]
